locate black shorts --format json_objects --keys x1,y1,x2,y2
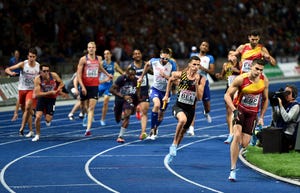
[
  {"x1": 172, "y1": 102, "x2": 195, "y2": 129},
  {"x1": 36, "y1": 97, "x2": 56, "y2": 115},
  {"x1": 80, "y1": 86, "x2": 98, "y2": 101}
]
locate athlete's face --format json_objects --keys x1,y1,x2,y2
[
  {"x1": 87, "y1": 43, "x2": 96, "y2": 55},
  {"x1": 104, "y1": 50, "x2": 111, "y2": 60},
  {"x1": 28, "y1": 53, "x2": 37, "y2": 63},
  {"x1": 251, "y1": 63, "x2": 264, "y2": 77},
  {"x1": 160, "y1": 53, "x2": 169, "y2": 65},
  {"x1": 127, "y1": 69, "x2": 136, "y2": 81},
  {"x1": 248, "y1": 35, "x2": 260, "y2": 48},
  {"x1": 132, "y1": 50, "x2": 142, "y2": 61},
  {"x1": 189, "y1": 59, "x2": 201, "y2": 72},
  {"x1": 199, "y1": 42, "x2": 209, "y2": 53},
  {"x1": 41, "y1": 67, "x2": 50, "y2": 79}
]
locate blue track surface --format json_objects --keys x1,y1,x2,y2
[{"x1": 1, "y1": 80, "x2": 300, "y2": 193}]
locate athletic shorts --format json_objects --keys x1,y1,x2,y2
[
  {"x1": 98, "y1": 82, "x2": 112, "y2": 97},
  {"x1": 202, "y1": 80, "x2": 210, "y2": 102},
  {"x1": 235, "y1": 106, "x2": 258, "y2": 135},
  {"x1": 149, "y1": 87, "x2": 169, "y2": 110},
  {"x1": 36, "y1": 97, "x2": 56, "y2": 116},
  {"x1": 19, "y1": 90, "x2": 37, "y2": 108},
  {"x1": 172, "y1": 103, "x2": 195, "y2": 129},
  {"x1": 140, "y1": 86, "x2": 150, "y2": 102},
  {"x1": 80, "y1": 86, "x2": 98, "y2": 101}
]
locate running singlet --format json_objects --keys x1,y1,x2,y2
[
  {"x1": 176, "y1": 71, "x2": 198, "y2": 107},
  {"x1": 114, "y1": 75, "x2": 138, "y2": 101},
  {"x1": 236, "y1": 73, "x2": 265, "y2": 113},
  {"x1": 150, "y1": 58, "x2": 176, "y2": 91},
  {"x1": 40, "y1": 73, "x2": 58, "y2": 98},
  {"x1": 82, "y1": 55, "x2": 100, "y2": 86},
  {"x1": 18, "y1": 60, "x2": 40, "y2": 90},
  {"x1": 99, "y1": 60, "x2": 114, "y2": 85},
  {"x1": 128, "y1": 62, "x2": 149, "y2": 89},
  {"x1": 240, "y1": 44, "x2": 263, "y2": 73},
  {"x1": 198, "y1": 54, "x2": 214, "y2": 78}
]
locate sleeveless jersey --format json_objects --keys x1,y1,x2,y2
[
  {"x1": 82, "y1": 55, "x2": 100, "y2": 86},
  {"x1": 40, "y1": 73, "x2": 58, "y2": 98},
  {"x1": 128, "y1": 62, "x2": 149, "y2": 89},
  {"x1": 150, "y1": 58, "x2": 176, "y2": 91},
  {"x1": 240, "y1": 44, "x2": 263, "y2": 73},
  {"x1": 18, "y1": 60, "x2": 40, "y2": 90},
  {"x1": 236, "y1": 73, "x2": 265, "y2": 113},
  {"x1": 224, "y1": 62, "x2": 239, "y2": 86},
  {"x1": 99, "y1": 60, "x2": 114, "y2": 85},
  {"x1": 198, "y1": 54, "x2": 214, "y2": 78},
  {"x1": 114, "y1": 75, "x2": 138, "y2": 101},
  {"x1": 176, "y1": 71, "x2": 198, "y2": 107}
]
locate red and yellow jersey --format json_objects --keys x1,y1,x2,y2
[
  {"x1": 240, "y1": 44, "x2": 263, "y2": 73},
  {"x1": 82, "y1": 55, "x2": 100, "y2": 86},
  {"x1": 235, "y1": 73, "x2": 265, "y2": 113}
]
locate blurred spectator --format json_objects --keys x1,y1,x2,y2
[
  {"x1": 190, "y1": 46, "x2": 199, "y2": 57},
  {"x1": 8, "y1": 50, "x2": 21, "y2": 76},
  {"x1": 0, "y1": 1, "x2": 298, "y2": 63}
]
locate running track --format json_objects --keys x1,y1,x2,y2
[{"x1": 0, "y1": 80, "x2": 300, "y2": 193}]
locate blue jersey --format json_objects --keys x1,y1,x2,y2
[{"x1": 100, "y1": 60, "x2": 114, "y2": 85}]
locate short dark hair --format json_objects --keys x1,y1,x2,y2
[
  {"x1": 160, "y1": 48, "x2": 170, "y2": 55},
  {"x1": 286, "y1": 84, "x2": 298, "y2": 99},
  {"x1": 248, "y1": 29, "x2": 260, "y2": 37},
  {"x1": 28, "y1": 47, "x2": 37, "y2": 55},
  {"x1": 40, "y1": 63, "x2": 50, "y2": 70},
  {"x1": 188, "y1": 56, "x2": 200, "y2": 63},
  {"x1": 252, "y1": 58, "x2": 266, "y2": 66}
]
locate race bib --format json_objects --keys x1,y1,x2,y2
[
  {"x1": 241, "y1": 60, "x2": 252, "y2": 73},
  {"x1": 241, "y1": 94, "x2": 259, "y2": 107},
  {"x1": 86, "y1": 68, "x2": 98, "y2": 77},
  {"x1": 178, "y1": 90, "x2": 196, "y2": 105}
]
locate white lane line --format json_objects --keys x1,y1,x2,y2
[{"x1": 164, "y1": 135, "x2": 225, "y2": 193}]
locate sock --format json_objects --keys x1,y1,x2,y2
[
  {"x1": 118, "y1": 127, "x2": 126, "y2": 137},
  {"x1": 151, "y1": 112, "x2": 158, "y2": 128}
]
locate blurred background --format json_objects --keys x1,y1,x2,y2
[{"x1": 0, "y1": 0, "x2": 299, "y2": 104}]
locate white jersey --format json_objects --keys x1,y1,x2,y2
[
  {"x1": 18, "y1": 60, "x2": 40, "y2": 90},
  {"x1": 198, "y1": 54, "x2": 215, "y2": 84},
  {"x1": 149, "y1": 58, "x2": 176, "y2": 91}
]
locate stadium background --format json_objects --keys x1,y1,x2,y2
[{"x1": 0, "y1": 0, "x2": 299, "y2": 105}]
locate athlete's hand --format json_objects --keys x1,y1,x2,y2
[
  {"x1": 233, "y1": 109, "x2": 239, "y2": 122},
  {"x1": 11, "y1": 113, "x2": 18, "y2": 121}
]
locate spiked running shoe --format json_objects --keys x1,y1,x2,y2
[
  {"x1": 85, "y1": 130, "x2": 92, "y2": 136},
  {"x1": 224, "y1": 134, "x2": 233, "y2": 144},
  {"x1": 228, "y1": 169, "x2": 236, "y2": 182},
  {"x1": 117, "y1": 136, "x2": 125, "y2": 143},
  {"x1": 187, "y1": 126, "x2": 195, "y2": 136},
  {"x1": 139, "y1": 133, "x2": 148, "y2": 140}
]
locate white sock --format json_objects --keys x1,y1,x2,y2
[{"x1": 119, "y1": 127, "x2": 126, "y2": 137}]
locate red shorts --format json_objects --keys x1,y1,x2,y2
[
  {"x1": 19, "y1": 90, "x2": 37, "y2": 109},
  {"x1": 235, "y1": 106, "x2": 258, "y2": 135}
]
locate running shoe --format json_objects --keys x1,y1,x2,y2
[
  {"x1": 85, "y1": 130, "x2": 92, "y2": 136},
  {"x1": 166, "y1": 154, "x2": 173, "y2": 164},
  {"x1": 100, "y1": 120, "x2": 106, "y2": 126},
  {"x1": 187, "y1": 126, "x2": 195, "y2": 136},
  {"x1": 25, "y1": 131, "x2": 34, "y2": 138},
  {"x1": 250, "y1": 134, "x2": 257, "y2": 146},
  {"x1": 79, "y1": 112, "x2": 84, "y2": 119},
  {"x1": 45, "y1": 121, "x2": 51, "y2": 127},
  {"x1": 139, "y1": 133, "x2": 148, "y2": 140},
  {"x1": 169, "y1": 145, "x2": 177, "y2": 156},
  {"x1": 224, "y1": 134, "x2": 233, "y2": 144},
  {"x1": 228, "y1": 169, "x2": 236, "y2": 182},
  {"x1": 117, "y1": 136, "x2": 125, "y2": 143},
  {"x1": 19, "y1": 130, "x2": 24, "y2": 136},
  {"x1": 32, "y1": 134, "x2": 40, "y2": 142},
  {"x1": 204, "y1": 112, "x2": 212, "y2": 123},
  {"x1": 68, "y1": 113, "x2": 74, "y2": 120},
  {"x1": 148, "y1": 128, "x2": 158, "y2": 140}
]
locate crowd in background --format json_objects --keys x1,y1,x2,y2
[{"x1": 0, "y1": 0, "x2": 299, "y2": 66}]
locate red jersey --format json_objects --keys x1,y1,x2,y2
[
  {"x1": 82, "y1": 55, "x2": 100, "y2": 86},
  {"x1": 240, "y1": 44, "x2": 263, "y2": 73},
  {"x1": 235, "y1": 73, "x2": 266, "y2": 113}
]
